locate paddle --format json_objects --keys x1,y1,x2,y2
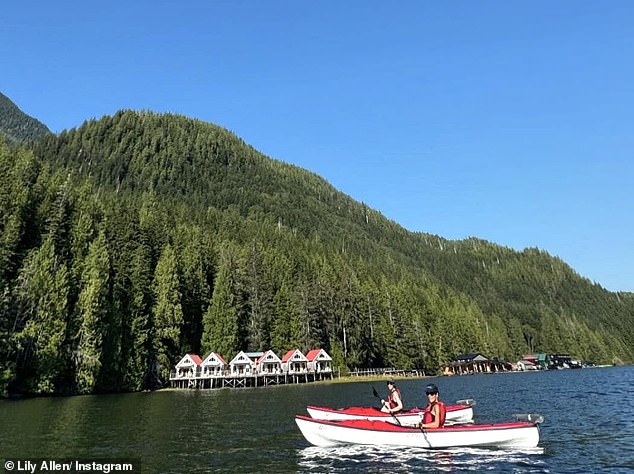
[
  {"x1": 372, "y1": 386, "x2": 401, "y2": 426},
  {"x1": 513, "y1": 413, "x2": 545, "y2": 424},
  {"x1": 456, "y1": 398, "x2": 476, "y2": 406}
]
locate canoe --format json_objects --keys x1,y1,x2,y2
[
  {"x1": 295, "y1": 415, "x2": 540, "y2": 449},
  {"x1": 306, "y1": 403, "x2": 474, "y2": 426}
]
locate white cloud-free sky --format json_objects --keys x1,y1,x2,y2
[{"x1": 3, "y1": 1, "x2": 632, "y2": 291}]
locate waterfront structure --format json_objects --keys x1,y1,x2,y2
[
  {"x1": 201, "y1": 352, "x2": 227, "y2": 377},
  {"x1": 281, "y1": 349, "x2": 309, "y2": 374},
  {"x1": 229, "y1": 351, "x2": 255, "y2": 375},
  {"x1": 255, "y1": 350, "x2": 283, "y2": 374},
  {"x1": 306, "y1": 348, "x2": 333, "y2": 373},
  {"x1": 170, "y1": 348, "x2": 334, "y2": 389},
  {"x1": 174, "y1": 354, "x2": 202, "y2": 378},
  {"x1": 521, "y1": 353, "x2": 549, "y2": 370},
  {"x1": 549, "y1": 354, "x2": 582, "y2": 369},
  {"x1": 516, "y1": 359, "x2": 538, "y2": 371},
  {"x1": 441, "y1": 353, "x2": 512, "y2": 375},
  {"x1": 244, "y1": 351, "x2": 265, "y2": 364}
]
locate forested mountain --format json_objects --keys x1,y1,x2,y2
[
  {"x1": 0, "y1": 92, "x2": 51, "y2": 143},
  {"x1": 1, "y1": 107, "x2": 632, "y2": 397}
]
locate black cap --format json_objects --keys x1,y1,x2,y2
[{"x1": 425, "y1": 383, "x2": 439, "y2": 394}]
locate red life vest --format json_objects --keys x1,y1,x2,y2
[
  {"x1": 387, "y1": 388, "x2": 402, "y2": 410},
  {"x1": 422, "y1": 400, "x2": 446, "y2": 426}
]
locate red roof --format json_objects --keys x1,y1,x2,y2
[
  {"x1": 189, "y1": 354, "x2": 203, "y2": 365},
  {"x1": 282, "y1": 349, "x2": 298, "y2": 362},
  {"x1": 306, "y1": 349, "x2": 320, "y2": 361}
]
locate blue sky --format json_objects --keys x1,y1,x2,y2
[{"x1": 2, "y1": 1, "x2": 633, "y2": 291}]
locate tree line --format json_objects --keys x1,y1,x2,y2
[{"x1": 0, "y1": 111, "x2": 632, "y2": 397}]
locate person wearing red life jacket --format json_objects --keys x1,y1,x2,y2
[
  {"x1": 380, "y1": 379, "x2": 404, "y2": 414},
  {"x1": 418, "y1": 383, "x2": 446, "y2": 429}
]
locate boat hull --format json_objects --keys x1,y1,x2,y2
[
  {"x1": 306, "y1": 404, "x2": 474, "y2": 425},
  {"x1": 295, "y1": 415, "x2": 539, "y2": 449}
]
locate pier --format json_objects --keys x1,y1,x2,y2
[
  {"x1": 170, "y1": 348, "x2": 336, "y2": 390},
  {"x1": 348, "y1": 368, "x2": 425, "y2": 378},
  {"x1": 169, "y1": 370, "x2": 335, "y2": 389}
]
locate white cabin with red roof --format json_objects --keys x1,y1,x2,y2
[
  {"x1": 306, "y1": 349, "x2": 332, "y2": 373},
  {"x1": 229, "y1": 351, "x2": 254, "y2": 375},
  {"x1": 175, "y1": 354, "x2": 202, "y2": 378},
  {"x1": 281, "y1": 349, "x2": 309, "y2": 374},
  {"x1": 255, "y1": 350, "x2": 282, "y2": 374},
  {"x1": 201, "y1": 352, "x2": 227, "y2": 377}
]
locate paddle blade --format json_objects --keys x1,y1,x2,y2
[
  {"x1": 513, "y1": 413, "x2": 545, "y2": 424},
  {"x1": 372, "y1": 387, "x2": 380, "y2": 399},
  {"x1": 456, "y1": 399, "x2": 476, "y2": 406}
]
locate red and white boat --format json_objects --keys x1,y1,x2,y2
[
  {"x1": 306, "y1": 400, "x2": 474, "y2": 426},
  {"x1": 295, "y1": 415, "x2": 540, "y2": 449}
]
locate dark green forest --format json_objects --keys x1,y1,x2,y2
[
  {"x1": 1, "y1": 105, "x2": 632, "y2": 397},
  {"x1": 0, "y1": 92, "x2": 51, "y2": 144}
]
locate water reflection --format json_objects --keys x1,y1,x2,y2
[{"x1": 297, "y1": 444, "x2": 546, "y2": 473}]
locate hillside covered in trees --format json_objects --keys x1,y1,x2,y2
[
  {"x1": 1, "y1": 104, "x2": 632, "y2": 397},
  {"x1": 0, "y1": 92, "x2": 51, "y2": 144}
]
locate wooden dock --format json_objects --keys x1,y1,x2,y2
[
  {"x1": 348, "y1": 368, "x2": 425, "y2": 378},
  {"x1": 169, "y1": 370, "x2": 335, "y2": 390}
]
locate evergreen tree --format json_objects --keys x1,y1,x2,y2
[
  {"x1": 270, "y1": 280, "x2": 300, "y2": 353},
  {"x1": 0, "y1": 145, "x2": 39, "y2": 283},
  {"x1": 242, "y1": 240, "x2": 273, "y2": 351},
  {"x1": 0, "y1": 285, "x2": 15, "y2": 397},
  {"x1": 201, "y1": 243, "x2": 241, "y2": 359},
  {"x1": 13, "y1": 237, "x2": 70, "y2": 393},
  {"x1": 177, "y1": 225, "x2": 212, "y2": 355},
  {"x1": 123, "y1": 230, "x2": 154, "y2": 390},
  {"x1": 150, "y1": 244, "x2": 183, "y2": 384},
  {"x1": 74, "y1": 230, "x2": 110, "y2": 393}
]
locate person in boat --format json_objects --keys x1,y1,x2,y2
[
  {"x1": 418, "y1": 383, "x2": 446, "y2": 429},
  {"x1": 380, "y1": 379, "x2": 404, "y2": 414}
]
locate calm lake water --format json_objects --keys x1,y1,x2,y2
[{"x1": 1, "y1": 366, "x2": 633, "y2": 473}]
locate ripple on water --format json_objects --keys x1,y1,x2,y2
[{"x1": 296, "y1": 445, "x2": 548, "y2": 473}]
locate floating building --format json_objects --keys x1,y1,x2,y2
[{"x1": 170, "y1": 348, "x2": 334, "y2": 389}]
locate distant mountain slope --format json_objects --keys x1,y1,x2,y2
[
  {"x1": 0, "y1": 92, "x2": 51, "y2": 143},
  {"x1": 1, "y1": 106, "x2": 632, "y2": 396},
  {"x1": 34, "y1": 110, "x2": 634, "y2": 345},
  {"x1": 36, "y1": 110, "x2": 390, "y2": 241}
]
